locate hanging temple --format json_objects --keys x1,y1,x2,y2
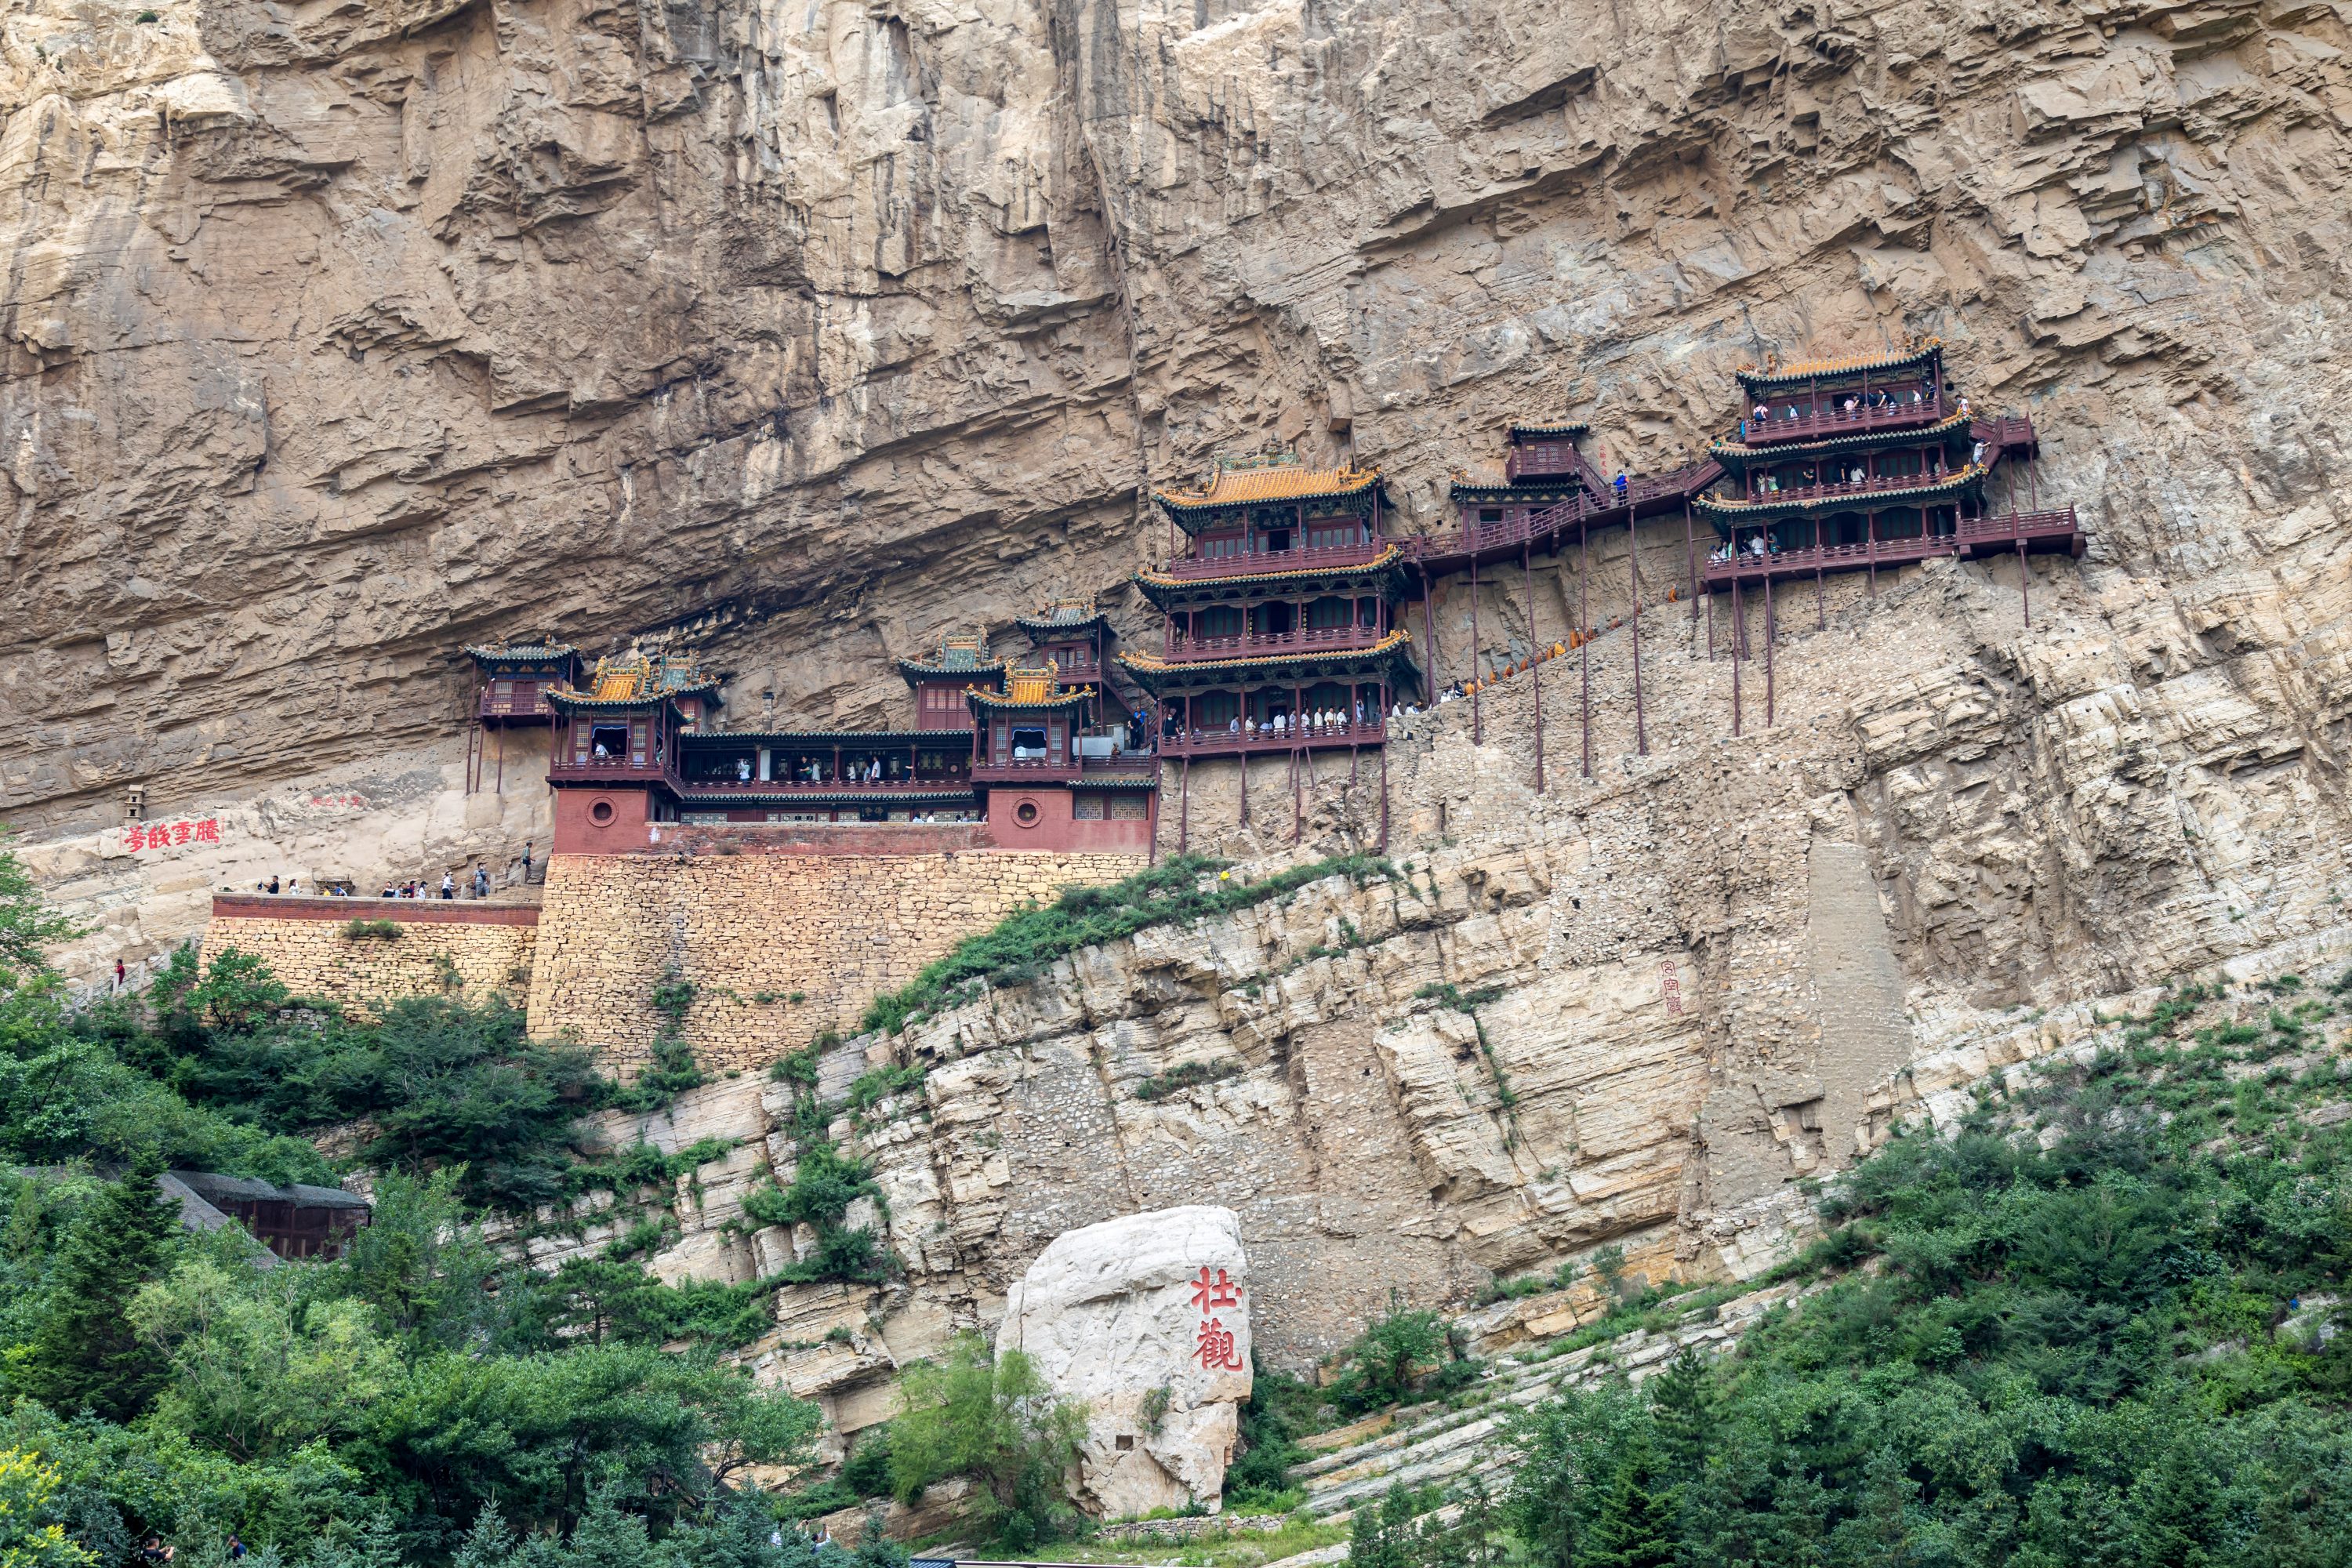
[{"x1": 463, "y1": 341, "x2": 2080, "y2": 855}]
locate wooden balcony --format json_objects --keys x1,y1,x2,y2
[
  {"x1": 1720, "y1": 468, "x2": 1958, "y2": 506},
  {"x1": 478, "y1": 688, "x2": 554, "y2": 723},
  {"x1": 1159, "y1": 720, "x2": 1386, "y2": 757},
  {"x1": 1164, "y1": 625, "x2": 1388, "y2": 661},
  {"x1": 1161, "y1": 540, "x2": 1387, "y2": 580},
  {"x1": 679, "y1": 778, "x2": 971, "y2": 798},
  {"x1": 1504, "y1": 443, "x2": 1586, "y2": 483},
  {"x1": 969, "y1": 753, "x2": 1159, "y2": 785},
  {"x1": 1701, "y1": 507, "x2": 2080, "y2": 590},
  {"x1": 551, "y1": 757, "x2": 675, "y2": 785},
  {"x1": 1737, "y1": 394, "x2": 1944, "y2": 446}
]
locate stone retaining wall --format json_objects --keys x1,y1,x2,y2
[
  {"x1": 524, "y1": 849, "x2": 1146, "y2": 1075},
  {"x1": 202, "y1": 895, "x2": 540, "y2": 1013}
]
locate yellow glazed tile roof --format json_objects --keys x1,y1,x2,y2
[{"x1": 1155, "y1": 455, "x2": 1381, "y2": 511}]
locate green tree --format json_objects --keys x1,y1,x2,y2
[
  {"x1": 1349, "y1": 1483, "x2": 1419, "y2": 1568},
  {"x1": 130, "y1": 1258, "x2": 403, "y2": 1465},
  {"x1": 1573, "y1": 1436, "x2": 1674, "y2": 1568},
  {"x1": 22, "y1": 1149, "x2": 182, "y2": 1420},
  {"x1": 0, "y1": 829, "x2": 83, "y2": 985},
  {"x1": 1646, "y1": 1345, "x2": 1711, "y2": 1499},
  {"x1": 0, "y1": 1446, "x2": 99, "y2": 1568},
  {"x1": 1336, "y1": 1290, "x2": 1448, "y2": 1412},
  {"x1": 887, "y1": 1334, "x2": 1086, "y2": 1548}
]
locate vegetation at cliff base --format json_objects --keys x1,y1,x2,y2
[
  {"x1": 887, "y1": 1334, "x2": 1089, "y2": 1552},
  {"x1": 0, "y1": 836, "x2": 902, "y2": 1568},
  {"x1": 1350, "y1": 980, "x2": 2352, "y2": 1568},
  {"x1": 858, "y1": 851, "x2": 1396, "y2": 1036}
]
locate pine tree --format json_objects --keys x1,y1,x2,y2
[
  {"x1": 24, "y1": 1149, "x2": 181, "y2": 1421},
  {"x1": 1573, "y1": 1439, "x2": 1675, "y2": 1568},
  {"x1": 1648, "y1": 1347, "x2": 1711, "y2": 1483}
]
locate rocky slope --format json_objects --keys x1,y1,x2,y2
[
  {"x1": 9, "y1": 0, "x2": 2350, "y2": 868},
  {"x1": 10, "y1": 0, "x2": 2352, "y2": 1479}
]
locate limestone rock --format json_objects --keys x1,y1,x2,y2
[{"x1": 998, "y1": 1206, "x2": 1251, "y2": 1518}]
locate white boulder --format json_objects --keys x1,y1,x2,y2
[{"x1": 997, "y1": 1205, "x2": 1252, "y2": 1519}]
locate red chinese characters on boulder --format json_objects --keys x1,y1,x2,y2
[
  {"x1": 120, "y1": 819, "x2": 220, "y2": 854},
  {"x1": 1189, "y1": 1265, "x2": 1244, "y2": 1371}
]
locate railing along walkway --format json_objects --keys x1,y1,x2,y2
[
  {"x1": 1164, "y1": 625, "x2": 1388, "y2": 660},
  {"x1": 1702, "y1": 507, "x2": 2080, "y2": 590},
  {"x1": 1160, "y1": 720, "x2": 1386, "y2": 757}
]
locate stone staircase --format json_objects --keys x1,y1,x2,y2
[{"x1": 1287, "y1": 1279, "x2": 1808, "y2": 1520}]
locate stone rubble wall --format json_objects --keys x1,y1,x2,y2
[
  {"x1": 201, "y1": 897, "x2": 540, "y2": 1014},
  {"x1": 521, "y1": 849, "x2": 1146, "y2": 1076}
]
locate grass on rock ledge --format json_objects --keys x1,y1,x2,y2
[
  {"x1": 997, "y1": 1513, "x2": 1347, "y2": 1568},
  {"x1": 858, "y1": 851, "x2": 1396, "y2": 1037}
]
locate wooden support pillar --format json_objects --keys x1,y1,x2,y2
[
  {"x1": 1578, "y1": 524, "x2": 1592, "y2": 779},
  {"x1": 1420, "y1": 564, "x2": 1440, "y2": 702},
  {"x1": 2018, "y1": 535, "x2": 2031, "y2": 629},
  {"x1": 1180, "y1": 756, "x2": 1190, "y2": 851},
  {"x1": 1815, "y1": 565, "x2": 1826, "y2": 631},
  {"x1": 1730, "y1": 576, "x2": 1744, "y2": 738},
  {"x1": 1292, "y1": 746, "x2": 1303, "y2": 844},
  {"x1": 1378, "y1": 741, "x2": 1390, "y2": 850},
  {"x1": 1630, "y1": 520, "x2": 1647, "y2": 757},
  {"x1": 493, "y1": 725, "x2": 505, "y2": 796},
  {"x1": 1683, "y1": 501, "x2": 1698, "y2": 619},
  {"x1": 1867, "y1": 510, "x2": 1878, "y2": 597},
  {"x1": 1524, "y1": 542, "x2": 1544, "y2": 793},
  {"x1": 1238, "y1": 750, "x2": 1248, "y2": 826},
  {"x1": 1764, "y1": 572, "x2": 1777, "y2": 728},
  {"x1": 1470, "y1": 548, "x2": 1483, "y2": 745}
]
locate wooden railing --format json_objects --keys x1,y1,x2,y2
[
  {"x1": 1160, "y1": 720, "x2": 1385, "y2": 757},
  {"x1": 1165, "y1": 625, "x2": 1388, "y2": 660},
  {"x1": 1737, "y1": 393, "x2": 1943, "y2": 445},
  {"x1": 1719, "y1": 468, "x2": 1958, "y2": 506},
  {"x1": 679, "y1": 778, "x2": 971, "y2": 796},
  {"x1": 1701, "y1": 506, "x2": 2079, "y2": 587},
  {"x1": 1161, "y1": 540, "x2": 1386, "y2": 579}
]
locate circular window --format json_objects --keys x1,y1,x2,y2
[
  {"x1": 1013, "y1": 799, "x2": 1041, "y2": 828},
  {"x1": 588, "y1": 798, "x2": 617, "y2": 826}
]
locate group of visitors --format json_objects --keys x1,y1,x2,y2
[
  {"x1": 1708, "y1": 535, "x2": 1779, "y2": 564},
  {"x1": 781, "y1": 756, "x2": 903, "y2": 784},
  {"x1": 230, "y1": 847, "x2": 532, "y2": 904},
  {"x1": 1735, "y1": 384, "x2": 1944, "y2": 441},
  {"x1": 1211, "y1": 702, "x2": 1369, "y2": 740}
]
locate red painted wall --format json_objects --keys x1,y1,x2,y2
[
  {"x1": 552, "y1": 786, "x2": 657, "y2": 855},
  {"x1": 985, "y1": 787, "x2": 1153, "y2": 853}
]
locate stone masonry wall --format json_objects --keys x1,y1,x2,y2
[
  {"x1": 202, "y1": 896, "x2": 540, "y2": 1014},
  {"x1": 524, "y1": 850, "x2": 1146, "y2": 1075}
]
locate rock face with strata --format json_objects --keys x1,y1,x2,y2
[
  {"x1": 13, "y1": 0, "x2": 2352, "y2": 1501},
  {"x1": 999, "y1": 1205, "x2": 1252, "y2": 1518}
]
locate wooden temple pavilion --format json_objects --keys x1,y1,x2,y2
[
  {"x1": 1121, "y1": 452, "x2": 1418, "y2": 844},
  {"x1": 967, "y1": 652, "x2": 1157, "y2": 848},
  {"x1": 527, "y1": 622, "x2": 1153, "y2": 855},
  {"x1": 461, "y1": 641, "x2": 581, "y2": 792},
  {"x1": 1697, "y1": 341, "x2": 2081, "y2": 598}
]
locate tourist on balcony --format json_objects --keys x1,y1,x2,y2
[
  {"x1": 441, "y1": 873, "x2": 456, "y2": 900},
  {"x1": 593, "y1": 740, "x2": 611, "y2": 760},
  {"x1": 1752, "y1": 401, "x2": 1768, "y2": 424},
  {"x1": 474, "y1": 863, "x2": 490, "y2": 899},
  {"x1": 1229, "y1": 717, "x2": 1242, "y2": 735},
  {"x1": 737, "y1": 757, "x2": 752, "y2": 781},
  {"x1": 1613, "y1": 472, "x2": 1628, "y2": 503}
]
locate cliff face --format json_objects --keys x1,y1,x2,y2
[
  {"x1": 11, "y1": 0, "x2": 2352, "y2": 1388},
  {"x1": 10, "y1": 0, "x2": 2348, "y2": 831}
]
